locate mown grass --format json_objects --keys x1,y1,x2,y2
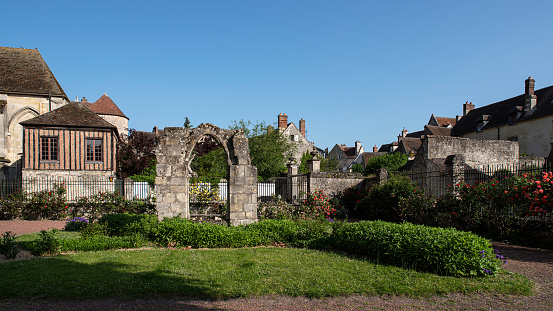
[{"x1": 0, "y1": 247, "x2": 532, "y2": 300}]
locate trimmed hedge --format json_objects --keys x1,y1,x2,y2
[{"x1": 330, "y1": 221, "x2": 502, "y2": 277}]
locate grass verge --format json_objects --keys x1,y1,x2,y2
[{"x1": 0, "y1": 247, "x2": 532, "y2": 300}]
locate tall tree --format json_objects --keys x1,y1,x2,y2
[{"x1": 229, "y1": 120, "x2": 294, "y2": 180}]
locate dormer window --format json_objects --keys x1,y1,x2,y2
[
  {"x1": 508, "y1": 106, "x2": 523, "y2": 125},
  {"x1": 476, "y1": 115, "x2": 491, "y2": 132}
]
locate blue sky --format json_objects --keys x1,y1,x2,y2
[{"x1": 3, "y1": 1, "x2": 553, "y2": 151}]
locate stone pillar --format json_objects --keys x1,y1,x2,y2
[
  {"x1": 228, "y1": 164, "x2": 258, "y2": 226},
  {"x1": 445, "y1": 154, "x2": 465, "y2": 196},
  {"x1": 307, "y1": 150, "x2": 320, "y2": 173},
  {"x1": 287, "y1": 158, "x2": 299, "y2": 203},
  {"x1": 377, "y1": 168, "x2": 388, "y2": 184}
]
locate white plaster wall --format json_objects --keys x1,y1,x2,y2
[
  {"x1": 461, "y1": 115, "x2": 553, "y2": 157},
  {"x1": 100, "y1": 114, "x2": 129, "y2": 137}
]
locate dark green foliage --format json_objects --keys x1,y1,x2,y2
[
  {"x1": 330, "y1": 221, "x2": 503, "y2": 277},
  {"x1": 191, "y1": 147, "x2": 228, "y2": 178},
  {"x1": 0, "y1": 190, "x2": 26, "y2": 220},
  {"x1": 0, "y1": 231, "x2": 20, "y2": 259},
  {"x1": 351, "y1": 162, "x2": 363, "y2": 173},
  {"x1": 80, "y1": 222, "x2": 109, "y2": 239},
  {"x1": 30, "y1": 230, "x2": 60, "y2": 256},
  {"x1": 354, "y1": 175, "x2": 431, "y2": 223},
  {"x1": 98, "y1": 213, "x2": 159, "y2": 238},
  {"x1": 299, "y1": 151, "x2": 340, "y2": 173},
  {"x1": 229, "y1": 120, "x2": 294, "y2": 180},
  {"x1": 246, "y1": 219, "x2": 333, "y2": 248},
  {"x1": 129, "y1": 158, "x2": 156, "y2": 186},
  {"x1": 117, "y1": 128, "x2": 156, "y2": 179},
  {"x1": 364, "y1": 153, "x2": 408, "y2": 175}
]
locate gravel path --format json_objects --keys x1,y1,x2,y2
[{"x1": 1, "y1": 221, "x2": 552, "y2": 310}]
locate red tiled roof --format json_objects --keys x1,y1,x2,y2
[
  {"x1": 434, "y1": 116, "x2": 457, "y2": 127},
  {"x1": 84, "y1": 94, "x2": 127, "y2": 119},
  {"x1": 338, "y1": 145, "x2": 357, "y2": 158}
]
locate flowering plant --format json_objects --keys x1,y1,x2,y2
[
  {"x1": 64, "y1": 217, "x2": 89, "y2": 231},
  {"x1": 297, "y1": 189, "x2": 337, "y2": 220}
]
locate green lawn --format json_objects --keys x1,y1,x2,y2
[{"x1": 0, "y1": 247, "x2": 532, "y2": 300}]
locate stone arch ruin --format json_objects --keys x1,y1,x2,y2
[{"x1": 155, "y1": 123, "x2": 258, "y2": 225}]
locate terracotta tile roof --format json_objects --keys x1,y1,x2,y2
[
  {"x1": 20, "y1": 102, "x2": 117, "y2": 130},
  {"x1": 434, "y1": 116, "x2": 457, "y2": 127},
  {"x1": 83, "y1": 94, "x2": 127, "y2": 119},
  {"x1": 453, "y1": 84, "x2": 553, "y2": 136},
  {"x1": 0, "y1": 47, "x2": 66, "y2": 97},
  {"x1": 425, "y1": 125, "x2": 452, "y2": 136}
]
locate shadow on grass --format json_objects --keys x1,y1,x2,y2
[{"x1": 0, "y1": 253, "x2": 226, "y2": 302}]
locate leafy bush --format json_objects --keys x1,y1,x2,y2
[
  {"x1": 354, "y1": 175, "x2": 430, "y2": 223},
  {"x1": 246, "y1": 219, "x2": 334, "y2": 248},
  {"x1": 0, "y1": 191, "x2": 27, "y2": 220},
  {"x1": 364, "y1": 153, "x2": 408, "y2": 175},
  {"x1": 334, "y1": 186, "x2": 368, "y2": 218},
  {"x1": 64, "y1": 217, "x2": 89, "y2": 232},
  {"x1": 258, "y1": 196, "x2": 296, "y2": 220},
  {"x1": 330, "y1": 221, "x2": 504, "y2": 277},
  {"x1": 0, "y1": 231, "x2": 20, "y2": 259},
  {"x1": 297, "y1": 189, "x2": 337, "y2": 220},
  {"x1": 98, "y1": 213, "x2": 158, "y2": 238},
  {"x1": 154, "y1": 217, "x2": 263, "y2": 248},
  {"x1": 30, "y1": 230, "x2": 60, "y2": 256},
  {"x1": 22, "y1": 183, "x2": 68, "y2": 220},
  {"x1": 80, "y1": 222, "x2": 109, "y2": 239}
]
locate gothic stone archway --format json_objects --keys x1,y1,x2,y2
[{"x1": 155, "y1": 123, "x2": 258, "y2": 226}]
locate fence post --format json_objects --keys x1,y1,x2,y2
[
  {"x1": 307, "y1": 150, "x2": 321, "y2": 173},
  {"x1": 287, "y1": 158, "x2": 299, "y2": 203},
  {"x1": 445, "y1": 154, "x2": 465, "y2": 196}
]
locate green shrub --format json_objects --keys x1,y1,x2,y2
[
  {"x1": 0, "y1": 231, "x2": 20, "y2": 259},
  {"x1": 354, "y1": 175, "x2": 430, "y2": 222},
  {"x1": 80, "y1": 222, "x2": 109, "y2": 239},
  {"x1": 330, "y1": 221, "x2": 503, "y2": 277},
  {"x1": 30, "y1": 230, "x2": 60, "y2": 256},
  {"x1": 245, "y1": 219, "x2": 334, "y2": 248},
  {"x1": 258, "y1": 196, "x2": 296, "y2": 220},
  {"x1": 98, "y1": 213, "x2": 158, "y2": 237},
  {"x1": 154, "y1": 217, "x2": 263, "y2": 248}
]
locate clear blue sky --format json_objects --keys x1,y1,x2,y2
[{"x1": 3, "y1": 0, "x2": 553, "y2": 151}]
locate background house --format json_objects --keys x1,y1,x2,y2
[
  {"x1": 277, "y1": 113, "x2": 317, "y2": 161},
  {"x1": 0, "y1": 47, "x2": 70, "y2": 178},
  {"x1": 453, "y1": 77, "x2": 553, "y2": 158},
  {"x1": 79, "y1": 94, "x2": 129, "y2": 137},
  {"x1": 328, "y1": 141, "x2": 364, "y2": 172}
]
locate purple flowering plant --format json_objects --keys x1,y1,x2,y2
[{"x1": 64, "y1": 217, "x2": 89, "y2": 232}]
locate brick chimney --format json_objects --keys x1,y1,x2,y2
[
  {"x1": 278, "y1": 113, "x2": 288, "y2": 130},
  {"x1": 463, "y1": 101, "x2": 474, "y2": 116},
  {"x1": 525, "y1": 77, "x2": 537, "y2": 114},
  {"x1": 401, "y1": 128, "x2": 408, "y2": 137},
  {"x1": 373, "y1": 145, "x2": 378, "y2": 152},
  {"x1": 81, "y1": 97, "x2": 87, "y2": 103},
  {"x1": 299, "y1": 118, "x2": 305, "y2": 137}
]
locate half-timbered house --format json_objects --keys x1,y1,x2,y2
[{"x1": 20, "y1": 102, "x2": 119, "y2": 179}]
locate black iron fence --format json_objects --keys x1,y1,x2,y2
[{"x1": 403, "y1": 159, "x2": 553, "y2": 199}]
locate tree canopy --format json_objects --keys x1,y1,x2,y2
[
  {"x1": 229, "y1": 120, "x2": 294, "y2": 180},
  {"x1": 364, "y1": 152, "x2": 408, "y2": 175}
]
